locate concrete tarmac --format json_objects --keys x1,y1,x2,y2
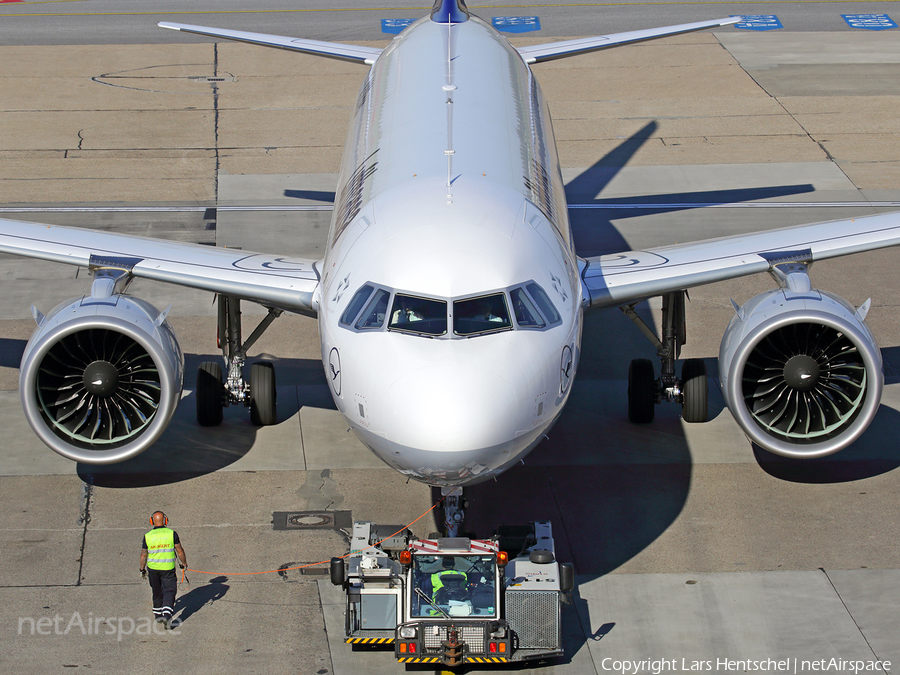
[{"x1": 2, "y1": 16, "x2": 900, "y2": 675}]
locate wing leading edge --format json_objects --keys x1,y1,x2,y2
[
  {"x1": 516, "y1": 17, "x2": 741, "y2": 64},
  {"x1": 581, "y1": 211, "x2": 900, "y2": 309},
  {"x1": 158, "y1": 22, "x2": 382, "y2": 64},
  {"x1": 0, "y1": 218, "x2": 320, "y2": 315}
]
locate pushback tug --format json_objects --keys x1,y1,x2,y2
[{"x1": 331, "y1": 521, "x2": 574, "y2": 667}]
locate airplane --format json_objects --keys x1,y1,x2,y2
[{"x1": 2, "y1": 0, "x2": 900, "y2": 535}]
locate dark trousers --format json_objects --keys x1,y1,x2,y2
[{"x1": 147, "y1": 568, "x2": 178, "y2": 619}]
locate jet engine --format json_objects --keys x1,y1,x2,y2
[
  {"x1": 719, "y1": 284, "x2": 882, "y2": 459},
  {"x1": 19, "y1": 293, "x2": 183, "y2": 464}
]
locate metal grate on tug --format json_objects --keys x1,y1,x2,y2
[
  {"x1": 422, "y1": 624, "x2": 486, "y2": 654},
  {"x1": 506, "y1": 591, "x2": 559, "y2": 649}
]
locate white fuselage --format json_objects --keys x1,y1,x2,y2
[{"x1": 317, "y1": 15, "x2": 582, "y2": 487}]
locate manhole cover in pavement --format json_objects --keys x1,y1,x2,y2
[
  {"x1": 290, "y1": 513, "x2": 333, "y2": 527},
  {"x1": 272, "y1": 511, "x2": 352, "y2": 531}
]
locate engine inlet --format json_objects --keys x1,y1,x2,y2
[
  {"x1": 742, "y1": 323, "x2": 866, "y2": 442},
  {"x1": 35, "y1": 329, "x2": 161, "y2": 448}
]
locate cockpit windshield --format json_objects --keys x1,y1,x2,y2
[
  {"x1": 410, "y1": 554, "x2": 497, "y2": 618},
  {"x1": 453, "y1": 294, "x2": 512, "y2": 336},
  {"x1": 389, "y1": 294, "x2": 447, "y2": 336},
  {"x1": 339, "y1": 282, "x2": 560, "y2": 338}
]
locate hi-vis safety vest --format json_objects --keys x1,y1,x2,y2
[
  {"x1": 145, "y1": 527, "x2": 176, "y2": 570},
  {"x1": 431, "y1": 570, "x2": 467, "y2": 599}
]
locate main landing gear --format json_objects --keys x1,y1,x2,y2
[
  {"x1": 622, "y1": 291, "x2": 708, "y2": 424},
  {"x1": 196, "y1": 295, "x2": 281, "y2": 427}
]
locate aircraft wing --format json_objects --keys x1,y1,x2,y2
[
  {"x1": 158, "y1": 22, "x2": 382, "y2": 64},
  {"x1": 517, "y1": 17, "x2": 740, "y2": 64},
  {"x1": 0, "y1": 218, "x2": 320, "y2": 315},
  {"x1": 581, "y1": 211, "x2": 900, "y2": 309}
]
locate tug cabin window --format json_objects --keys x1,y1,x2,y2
[{"x1": 410, "y1": 554, "x2": 497, "y2": 618}]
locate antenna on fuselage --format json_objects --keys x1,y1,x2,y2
[
  {"x1": 432, "y1": 0, "x2": 466, "y2": 203},
  {"x1": 443, "y1": 25, "x2": 456, "y2": 203}
]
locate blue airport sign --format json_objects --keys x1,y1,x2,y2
[
  {"x1": 382, "y1": 18, "x2": 416, "y2": 34},
  {"x1": 492, "y1": 16, "x2": 541, "y2": 33},
  {"x1": 735, "y1": 15, "x2": 783, "y2": 31},
  {"x1": 841, "y1": 14, "x2": 897, "y2": 30}
]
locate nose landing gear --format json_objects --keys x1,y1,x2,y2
[{"x1": 442, "y1": 487, "x2": 466, "y2": 538}]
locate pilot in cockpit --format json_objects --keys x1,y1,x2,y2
[
  {"x1": 474, "y1": 300, "x2": 503, "y2": 323},
  {"x1": 392, "y1": 297, "x2": 424, "y2": 324}
]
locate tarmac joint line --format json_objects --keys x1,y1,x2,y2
[
  {"x1": 820, "y1": 568, "x2": 885, "y2": 663},
  {"x1": 75, "y1": 481, "x2": 93, "y2": 587}
]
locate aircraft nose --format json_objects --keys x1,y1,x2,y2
[{"x1": 385, "y1": 364, "x2": 520, "y2": 452}]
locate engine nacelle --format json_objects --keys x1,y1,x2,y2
[
  {"x1": 719, "y1": 287, "x2": 882, "y2": 458},
  {"x1": 20, "y1": 294, "x2": 184, "y2": 464}
]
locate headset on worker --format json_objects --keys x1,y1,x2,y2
[{"x1": 149, "y1": 511, "x2": 168, "y2": 527}]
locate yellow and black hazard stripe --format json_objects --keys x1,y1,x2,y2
[
  {"x1": 397, "y1": 657, "x2": 441, "y2": 663},
  {"x1": 397, "y1": 656, "x2": 509, "y2": 665},
  {"x1": 468, "y1": 657, "x2": 509, "y2": 664},
  {"x1": 345, "y1": 636, "x2": 394, "y2": 644}
]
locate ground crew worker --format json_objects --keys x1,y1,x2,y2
[
  {"x1": 139, "y1": 511, "x2": 187, "y2": 629},
  {"x1": 430, "y1": 558, "x2": 467, "y2": 606}
]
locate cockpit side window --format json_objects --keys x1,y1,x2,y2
[
  {"x1": 510, "y1": 287, "x2": 545, "y2": 329},
  {"x1": 339, "y1": 284, "x2": 374, "y2": 327},
  {"x1": 453, "y1": 294, "x2": 512, "y2": 336},
  {"x1": 526, "y1": 282, "x2": 561, "y2": 325},
  {"x1": 389, "y1": 294, "x2": 447, "y2": 336},
  {"x1": 356, "y1": 288, "x2": 390, "y2": 329}
]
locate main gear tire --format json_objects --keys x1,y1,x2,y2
[
  {"x1": 249, "y1": 361, "x2": 277, "y2": 426},
  {"x1": 681, "y1": 358, "x2": 709, "y2": 423}
]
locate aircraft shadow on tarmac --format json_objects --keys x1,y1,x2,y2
[
  {"x1": 0, "y1": 336, "x2": 25, "y2": 369},
  {"x1": 283, "y1": 188, "x2": 336, "y2": 203},
  {"x1": 565, "y1": 121, "x2": 815, "y2": 258}
]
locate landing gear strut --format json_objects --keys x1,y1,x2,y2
[
  {"x1": 196, "y1": 295, "x2": 282, "y2": 427},
  {"x1": 622, "y1": 291, "x2": 708, "y2": 424},
  {"x1": 442, "y1": 487, "x2": 466, "y2": 538}
]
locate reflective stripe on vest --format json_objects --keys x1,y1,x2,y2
[{"x1": 145, "y1": 527, "x2": 176, "y2": 570}]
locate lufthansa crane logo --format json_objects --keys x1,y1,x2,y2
[
  {"x1": 560, "y1": 345, "x2": 573, "y2": 394},
  {"x1": 328, "y1": 348, "x2": 342, "y2": 397}
]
